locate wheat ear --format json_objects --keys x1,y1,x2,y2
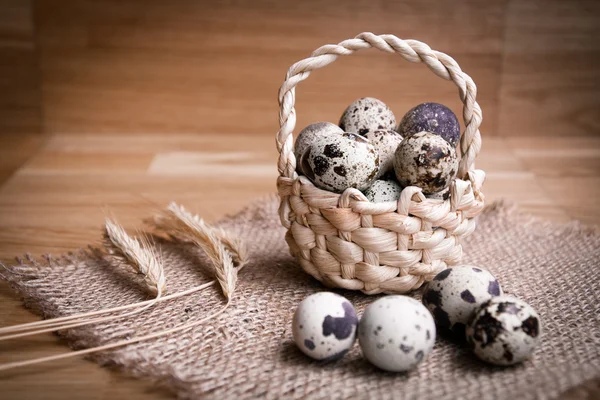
[
  {"x1": 0, "y1": 212, "x2": 245, "y2": 335},
  {"x1": 0, "y1": 219, "x2": 167, "y2": 340},
  {"x1": 0, "y1": 205, "x2": 244, "y2": 371},
  {"x1": 153, "y1": 203, "x2": 239, "y2": 299},
  {"x1": 104, "y1": 219, "x2": 167, "y2": 296},
  {"x1": 148, "y1": 208, "x2": 248, "y2": 271}
]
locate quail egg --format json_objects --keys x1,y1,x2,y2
[
  {"x1": 339, "y1": 97, "x2": 396, "y2": 136},
  {"x1": 397, "y1": 102, "x2": 461, "y2": 147},
  {"x1": 422, "y1": 266, "x2": 503, "y2": 338},
  {"x1": 292, "y1": 292, "x2": 359, "y2": 361},
  {"x1": 467, "y1": 295, "x2": 542, "y2": 366},
  {"x1": 364, "y1": 129, "x2": 403, "y2": 179},
  {"x1": 294, "y1": 122, "x2": 344, "y2": 174},
  {"x1": 359, "y1": 296, "x2": 436, "y2": 372},
  {"x1": 363, "y1": 179, "x2": 402, "y2": 203},
  {"x1": 301, "y1": 132, "x2": 379, "y2": 193},
  {"x1": 394, "y1": 131, "x2": 458, "y2": 195}
]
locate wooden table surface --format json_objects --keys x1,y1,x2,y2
[{"x1": 0, "y1": 132, "x2": 599, "y2": 399}]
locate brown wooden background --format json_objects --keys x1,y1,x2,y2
[
  {"x1": 1, "y1": 2, "x2": 600, "y2": 398},
  {"x1": 2, "y1": 0, "x2": 599, "y2": 138}
]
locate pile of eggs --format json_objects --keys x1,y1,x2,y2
[
  {"x1": 295, "y1": 98, "x2": 461, "y2": 202},
  {"x1": 292, "y1": 266, "x2": 542, "y2": 371}
]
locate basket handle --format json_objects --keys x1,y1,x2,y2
[{"x1": 276, "y1": 32, "x2": 483, "y2": 227}]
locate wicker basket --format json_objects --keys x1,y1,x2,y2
[{"x1": 276, "y1": 32, "x2": 485, "y2": 295}]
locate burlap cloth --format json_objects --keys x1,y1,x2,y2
[{"x1": 2, "y1": 196, "x2": 599, "y2": 399}]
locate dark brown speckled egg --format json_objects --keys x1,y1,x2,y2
[
  {"x1": 339, "y1": 97, "x2": 396, "y2": 136},
  {"x1": 398, "y1": 102, "x2": 460, "y2": 147},
  {"x1": 393, "y1": 131, "x2": 457, "y2": 195}
]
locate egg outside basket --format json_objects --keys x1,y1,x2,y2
[{"x1": 276, "y1": 33, "x2": 485, "y2": 295}]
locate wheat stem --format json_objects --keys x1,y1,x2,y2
[
  {"x1": 0, "y1": 282, "x2": 215, "y2": 335},
  {"x1": 0, "y1": 288, "x2": 161, "y2": 341},
  {"x1": 0, "y1": 219, "x2": 168, "y2": 339},
  {"x1": 0, "y1": 299, "x2": 232, "y2": 372}
]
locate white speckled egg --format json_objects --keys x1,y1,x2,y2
[
  {"x1": 467, "y1": 295, "x2": 542, "y2": 366},
  {"x1": 365, "y1": 130, "x2": 403, "y2": 179},
  {"x1": 426, "y1": 187, "x2": 450, "y2": 201},
  {"x1": 292, "y1": 292, "x2": 359, "y2": 361},
  {"x1": 301, "y1": 132, "x2": 379, "y2": 193},
  {"x1": 363, "y1": 180, "x2": 402, "y2": 203},
  {"x1": 359, "y1": 296, "x2": 436, "y2": 372},
  {"x1": 294, "y1": 122, "x2": 344, "y2": 174},
  {"x1": 394, "y1": 131, "x2": 458, "y2": 195},
  {"x1": 422, "y1": 266, "x2": 503, "y2": 338},
  {"x1": 339, "y1": 97, "x2": 396, "y2": 136}
]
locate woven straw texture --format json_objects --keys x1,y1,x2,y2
[
  {"x1": 2, "y1": 196, "x2": 600, "y2": 400},
  {"x1": 276, "y1": 33, "x2": 485, "y2": 294}
]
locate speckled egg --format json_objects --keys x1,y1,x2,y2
[
  {"x1": 397, "y1": 102, "x2": 461, "y2": 147},
  {"x1": 426, "y1": 187, "x2": 450, "y2": 201},
  {"x1": 467, "y1": 295, "x2": 542, "y2": 366},
  {"x1": 393, "y1": 131, "x2": 458, "y2": 195},
  {"x1": 423, "y1": 266, "x2": 502, "y2": 338},
  {"x1": 363, "y1": 179, "x2": 402, "y2": 203},
  {"x1": 359, "y1": 296, "x2": 436, "y2": 372},
  {"x1": 292, "y1": 292, "x2": 359, "y2": 361},
  {"x1": 339, "y1": 97, "x2": 396, "y2": 136},
  {"x1": 294, "y1": 122, "x2": 344, "y2": 174},
  {"x1": 365, "y1": 130, "x2": 403, "y2": 179},
  {"x1": 301, "y1": 132, "x2": 379, "y2": 193}
]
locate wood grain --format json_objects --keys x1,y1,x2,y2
[
  {"x1": 0, "y1": 0, "x2": 42, "y2": 134},
  {"x1": 33, "y1": 0, "x2": 506, "y2": 136},
  {"x1": 6, "y1": 0, "x2": 600, "y2": 138},
  {"x1": 0, "y1": 133, "x2": 45, "y2": 185},
  {"x1": 498, "y1": 0, "x2": 600, "y2": 137}
]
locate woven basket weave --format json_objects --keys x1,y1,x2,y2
[{"x1": 276, "y1": 32, "x2": 485, "y2": 295}]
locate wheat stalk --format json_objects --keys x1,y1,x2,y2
[
  {"x1": 0, "y1": 282, "x2": 214, "y2": 336},
  {"x1": 152, "y1": 202, "x2": 240, "y2": 299},
  {"x1": 0, "y1": 210, "x2": 245, "y2": 336},
  {"x1": 0, "y1": 298, "x2": 231, "y2": 372},
  {"x1": 213, "y1": 226, "x2": 248, "y2": 269},
  {"x1": 0, "y1": 204, "x2": 247, "y2": 370},
  {"x1": 149, "y1": 210, "x2": 248, "y2": 270},
  {"x1": 0, "y1": 219, "x2": 170, "y2": 341},
  {"x1": 104, "y1": 219, "x2": 167, "y2": 296}
]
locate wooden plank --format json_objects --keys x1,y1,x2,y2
[
  {"x1": 498, "y1": 0, "x2": 600, "y2": 137},
  {"x1": 507, "y1": 136, "x2": 600, "y2": 178},
  {"x1": 0, "y1": 0, "x2": 42, "y2": 134},
  {"x1": 34, "y1": 0, "x2": 506, "y2": 135},
  {"x1": 0, "y1": 133, "x2": 45, "y2": 185}
]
